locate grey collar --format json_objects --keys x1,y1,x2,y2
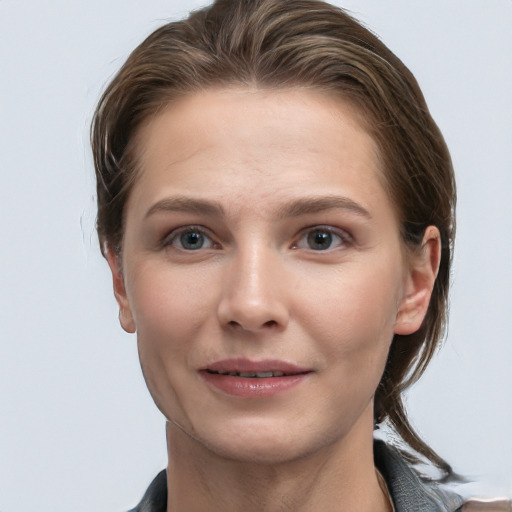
[
  {"x1": 374, "y1": 440, "x2": 464, "y2": 512},
  {"x1": 130, "y1": 440, "x2": 464, "y2": 512}
]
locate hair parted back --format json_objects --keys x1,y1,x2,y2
[{"x1": 92, "y1": 0, "x2": 456, "y2": 476}]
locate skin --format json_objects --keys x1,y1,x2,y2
[{"x1": 107, "y1": 88, "x2": 441, "y2": 512}]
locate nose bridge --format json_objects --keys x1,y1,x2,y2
[{"x1": 217, "y1": 239, "x2": 289, "y2": 332}]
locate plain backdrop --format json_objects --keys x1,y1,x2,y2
[{"x1": 1, "y1": 1, "x2": 511, "y2": 511}]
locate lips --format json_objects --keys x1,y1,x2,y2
[
  {"x1": 206, "y1": 369, "x2": 288, "y2": 378},
  {"x1": 199, "y1": 358, "x2": 312, "y2": 398},
  {"x1": 204, "y1": 358, "x2": 310, "y2": 375}
]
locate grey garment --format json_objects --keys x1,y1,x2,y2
[
  {"x1": 373, "y1": 440, "x2": 464, "y2": 512},
  {"x1": 128, "y1": 440, "x2": 464, "y2": 512}
]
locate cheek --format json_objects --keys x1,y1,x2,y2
[
  {"x1": 128, "y1": 261, "x2": 215, "y2": 339},
  {"x1": 295, "y1": 260, "x2": 402, "y2": 364},
  {"x1": 127, "y1": 263, "x2": 215, "y2": 419}
]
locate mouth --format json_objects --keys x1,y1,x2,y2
[
  {"x1": 204, "y1": 369, "x2": 299, "y2": 378},
  {"x1": 202, "y1": 358, "x2": 311, "y2": 376},
  {"x1": 199, "y1": 359, "x2": 312, "y2": 397}
]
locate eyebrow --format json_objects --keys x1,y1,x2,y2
[
  {"x1": 145, "y1": 195, "x2": 371, "y2": 220},
  {"x1": 146, "y1": 196, "x2": 224, "y2": 218},
  {"x1": 276, "y1": 196, "x2": 372, "y2": 220},
  {"x1": 145, "y1": 197, "x2": 224, "y2": 218}
]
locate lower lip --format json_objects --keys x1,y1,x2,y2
[{"x1": 199, "y1": 371, "x2": 310, "y2": 398}]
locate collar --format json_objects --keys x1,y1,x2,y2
[
  {"x1": 373, "y1": 440, "x2": 464, "y2": 512},
  {"x1": 129, "y1": 440, "x2": 465, "y2": 512}
]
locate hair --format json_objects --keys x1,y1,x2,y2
[{"x1": 91, "y1": 0, "x2": 456, "y2": 477}]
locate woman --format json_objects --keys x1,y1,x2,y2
[{"x1": 91, "y1": 1, "x2": 507, "y2": 510}]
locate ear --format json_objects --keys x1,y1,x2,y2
[
  {"x1": 394, "y1": 226, "x2": 441, "y2": 336},
  {"x1": 105, "y1": 246, "x2": 136, "y2": 334}
]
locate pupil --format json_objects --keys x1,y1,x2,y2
[
  {"x1": 181, "y1": 231, "x2": 204, "y2": 249},
  {"x1": 307, "y1": 230, "x2": 332, "y2": 250}
]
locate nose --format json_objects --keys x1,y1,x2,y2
[{"x1": 216, "y1": 244, "x2": 290, "y2": 333}]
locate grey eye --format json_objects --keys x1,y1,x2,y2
[
  {"x1": 294, "y1": 226, "x2": 349, "y2": 252},
  {"x1": 179, "y1": 231, "x2": 207, "y2": 250},
  {"x1": 165, "y1": 227, "x2": 214, "y2": 251},
  {"x1": 306, "y1": 229, "x2": 334, "y2": 250}
]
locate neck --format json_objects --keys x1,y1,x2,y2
[{"x1": 165, "y1": 407, "x2": 390, "y2": 512}]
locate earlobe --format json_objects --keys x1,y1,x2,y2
[
  {"x1": 394, "y1": 226, "x2": 441, "y2": 336},
  {"x1": 105, "y1": 246, "x2": 136, "y2": 334}
]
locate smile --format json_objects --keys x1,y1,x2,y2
[
  {"x1": 205, "y1": 370, "x2": 290, "y2": 378},
  {"x1": 199, "y1": 359, "x2": 312, "y2": 398}
]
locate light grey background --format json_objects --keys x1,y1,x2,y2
[{"x1": 1, "y1": 1, "x2": 511, "y2": 511}]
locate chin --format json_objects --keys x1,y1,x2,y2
[
  {"x1": 207, "y1": 438, "x2": 313, "y2": 466},
  {"x1": 188, "y1": 417, "x2": 341, "y2": 466}
]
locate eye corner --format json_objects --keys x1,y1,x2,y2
[
  {"x1": 161, "y1": 225, "x2": 218, "y2": 252},
  {"x1": 293, "y1": 225, "x2": 354, "y2": 252}
]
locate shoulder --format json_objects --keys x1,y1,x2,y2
[
  {"x1": 460, "y1": 498, "x2": 512, "y2": 511},
  {"x1": 374, "y1": 440, "x2": 463, "y2": 512},
  {"x1": 126, "y1": 445, "x2": 511, "y2": 512},
  {"x1": 374, "y1": 440, "x2": 512, "y2": 512},
  {"x1": 127, "y1": 469, "x2": 167, "y2": 512}
]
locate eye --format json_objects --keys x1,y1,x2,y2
[
  {"x1": 164, "y1": 227, "x2": 214, "y2": 251},
  {"x1": 295, "y1": 227, "x2": 350, "y2": 251}
]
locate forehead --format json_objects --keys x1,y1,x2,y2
[{"x1": 129, "y1": 87, "x2": 390, "y2": 220}]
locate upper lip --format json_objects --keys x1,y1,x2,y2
[{"x1": 201, "y1": 358, "x2": 312, "y2": 375}]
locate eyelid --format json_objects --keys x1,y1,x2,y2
[
  {"x1": 159, "y1": 224, "x2": 352, "y2": 252},
  {"x1": 292, "y1": 225, "x2": 353, "y2": 250},
  {"x1": 161, "y1": 224, "x2": 217, "y2": 250}
]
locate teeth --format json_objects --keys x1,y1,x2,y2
[
  {"x1": 237, "y1": 371, "x2": 285, "y2": 378},
  {"x1": 239, "y1": 371, "x2": 257, "y2": 377},
  {"x1": 208, "y1": 370, "x2": 289, "y2": 377},
  {"x1": 256, "y1": 371, "x2": 274, "y2": 378}
]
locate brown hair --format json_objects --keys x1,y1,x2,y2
[{"x1": 91, "y1": 0, "x2": 456, "y2": 476}]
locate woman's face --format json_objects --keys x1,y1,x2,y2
[{"x1": 109, "y1": 88, "x2": 432, "y2": 464}]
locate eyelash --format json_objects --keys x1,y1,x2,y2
[
  {"x1": 161, "y1": 225, "x2": 216, "y2": 251},
  {"x1": 293, "y1": 226, "x2": 353, "y2": 251},
  {"x1": 161, "y1": 225, "x2": 353, "y2": 252}
]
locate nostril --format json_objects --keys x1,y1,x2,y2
[{"x1": 226, "y1": 319, "x2": 278, "y2": 330}]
